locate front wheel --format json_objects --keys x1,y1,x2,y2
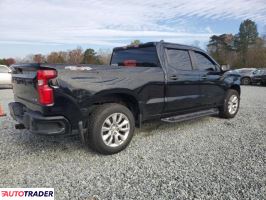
[
  {"x1": 85, "y1": 103, "x2": 135, "y2": 154},
  {"x1": 219, "y1": 89, "x2": 240, "y2": 118}
]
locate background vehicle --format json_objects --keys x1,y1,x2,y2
[
  {"x1": 234, "y1": 68, "x2": 257, "y2": 85},
  {"x1": 0, "y1": 65, "x2": 12, "y2": 89},
  {"x1": 9, "y1": 41, "x2": 241, "y2": 154},
  {"x1": 251, "y1": 68, "x2": 266, "y2": 85}
]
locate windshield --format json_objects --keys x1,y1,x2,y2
[{"x1": 111, "y1": 46, "x2": 160, "y2": 67}]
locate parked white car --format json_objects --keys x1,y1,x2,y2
[{"x1": 0, "y1": 65, "x2": 12, "y2": 88}]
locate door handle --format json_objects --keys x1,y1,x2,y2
[{"x1": 169, "y1": 75, "x2": 178, "y2": 80}]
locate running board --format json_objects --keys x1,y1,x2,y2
[{"x1": 161, "y1": 108, "x2": 219, "y2": 123}]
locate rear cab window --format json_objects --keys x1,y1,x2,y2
[{"x1": 111, "y1": 46, "x2": 160, "y2": 67}]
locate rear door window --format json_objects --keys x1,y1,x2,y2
[{"x1": 166, "y1": 49, "x2": 192, "y2": 70}]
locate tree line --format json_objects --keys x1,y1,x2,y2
[
  {"x1": 207, "y1": 19, "x2": 266, "y2": 68},
  {"x1": 0, "y1": 58, "x2": 16, "y2": 66},
  {"x1": 0, "y1": 48, "x2": 112, "y2": 66},
  {"x1": 35, "y1": 48, "x2": 111, "y2": 65}
]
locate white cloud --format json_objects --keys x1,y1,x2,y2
[{"x1": 0, "y1": 0, "x2": 265, "y2": 47}]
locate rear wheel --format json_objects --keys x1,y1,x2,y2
[
  {"x1": 241, "y1": 77, "x2": 251, "y2": 85},
  {"x1": 85, "y1": 103, "x2": 135, "y2": 154},
  {"x1": 219, "y1": 89, "x2": 240, "y2": 118}
]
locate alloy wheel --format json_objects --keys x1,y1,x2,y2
[
  {"x1": 101, "y1": 113, "x2": 130, "y2": 147},
  {"x1": 228, "y1": 95, "x2": 239, "y2": 115}
]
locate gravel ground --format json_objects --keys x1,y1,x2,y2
[{"x1": 0, "y1": 86, "x2": 265, "y2": 200}]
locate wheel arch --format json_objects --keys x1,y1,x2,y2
[
  {"x1": 240, "y1": 76, "x2": 251, "y2": 79},
  {"x1": 89, "y1": 90, "x2": 141, "y2": 124},
  {"x1": 230, "y1": 84, "x2": 241, "y2": 96}
]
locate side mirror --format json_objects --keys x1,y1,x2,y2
[{"x1": 221, "y1": 64, "x2": 231, "y2": 72}]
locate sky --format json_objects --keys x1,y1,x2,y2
[{"x1": 0, "y1": 0, "x2": 266, "y2": 58}]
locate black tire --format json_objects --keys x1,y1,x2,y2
[
  {"x1": 85, "y1": 103, "x2": 135, "y2": 154},
  {"x1": 241, "y1": 77, "x2": 251, "y2": 85},
  {"x1": 219, "y1": 89, "x2": 240, "y2": 119}
]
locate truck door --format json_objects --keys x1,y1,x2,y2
[
  {"x1": 164, "y1": 48, "x2": 201, "y2": 114},
  {"x1": 191, "y1": 51, "x2": 225, "y2": 107}
]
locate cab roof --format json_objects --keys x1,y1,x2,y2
[{"x1": 113, "y1": 41, "x2": 203, "y2": 52}]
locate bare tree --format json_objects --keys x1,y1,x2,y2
[
  {"x1": 68, "y1": 47, "x2": 83, "y2": 64},
  {"x1": 33, "y1": 54, "x2": 46, "y2": 63},
  {"x1": 47, "y1": 52, "x2": 67, "y2": 64},
  {"x1": 97, "y1": 49, "x2": 112, "y2": 65},
  {"x1": 21, "y1": 54, "x2": 35, "y2": 63}
]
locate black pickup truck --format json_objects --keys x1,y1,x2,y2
[{"x1": 9, "y1": 41, "x2": 241, "y2": 154}]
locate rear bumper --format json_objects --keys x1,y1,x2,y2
[{"x1": 8, "y1": 102, "x2": 71, "y2": 135}]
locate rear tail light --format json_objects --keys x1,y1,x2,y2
[{"x1": 37, "y1": 70, "x2": 57, "y2": 106}]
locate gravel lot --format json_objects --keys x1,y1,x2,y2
[{"x1": 0, "y1": 86, "x2": 265, "y2": 200}]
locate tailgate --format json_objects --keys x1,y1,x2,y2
[{"x1": 12, "y1": 64, "x2": 40, "y2": 105}]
